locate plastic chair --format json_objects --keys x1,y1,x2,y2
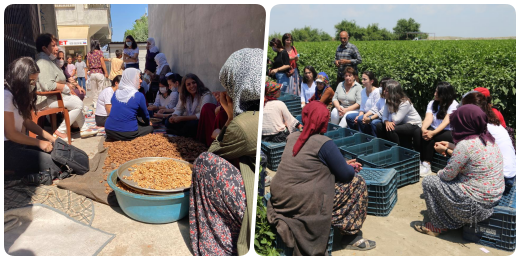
[{"x1": 30, "y1": 91, "x2": 72, "y2": 144}]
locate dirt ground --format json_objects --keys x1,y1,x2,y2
[{"x1": 265, "y1": 169, "x2": 514, "y2": 256}]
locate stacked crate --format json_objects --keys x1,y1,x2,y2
[{"x1": 358, "y1": 168, "x2": 399, "y2": 216}]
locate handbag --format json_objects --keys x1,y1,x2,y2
[{"x1": 51, "y1": 139, "x2": 90, "y2": 175}]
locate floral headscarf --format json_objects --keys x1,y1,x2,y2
[{"x1": 264, "y1": 81, "x2": 282, "y2": 106}]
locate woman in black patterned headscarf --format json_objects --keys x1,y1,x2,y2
[{"x1": 189, "y1": 48, "x2": 262, "y2": 256}]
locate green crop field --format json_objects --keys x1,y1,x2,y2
[{"x1": 268, "y1": 40, "x2": 516, "y2": 128}]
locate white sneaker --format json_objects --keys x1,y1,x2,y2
[
  {"x1": 80, "y1": 129, "x2": 99, "y2": 138},
  {"x1": 420, "y1": 162, "x2": 431, "y2": 177}
]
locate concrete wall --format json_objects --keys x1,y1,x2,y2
[
  {"x1": 39, "y1": 4, "x2": 58, "y2": 36},
  {"x1": 55, "y1": 5, "x2": 109, "y2": 26},
  {"x1": 148, "y1": 4, "x2": 266, "y2": 91},
  {"x1": 108, "y1": 42, "x2": 148, "y2": 70}
]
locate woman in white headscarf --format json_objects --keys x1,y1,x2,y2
[
  {"x1": 145, "y1": 37, "x2": 160, "y2": 74},
  {"x1": 189, "y1": 48, "x2": 262, "y2": 256},
  {"x1": 154, "y1": 53, "x2": 171, "y2": 80},
  {"x1": 104, "y1": 68, "x2": 153, "y2": 141}
]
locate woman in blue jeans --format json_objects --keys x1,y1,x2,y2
[
  {"x1": 346, "y1": 71, "x2": 380, "y2": 131},
  {"x1": 268, "y1": 38, "x2": 291, "y2": 92},
  {"x1": 358, "y1": 78, "x2": 391, "y2": 136}
]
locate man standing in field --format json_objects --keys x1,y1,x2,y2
[{"x1": 334, "y1": 31, "x2": 362, "y2": 86}]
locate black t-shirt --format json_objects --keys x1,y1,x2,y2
[{"x1": 271, "y1": 50, "x2": 290, "y2": 70}]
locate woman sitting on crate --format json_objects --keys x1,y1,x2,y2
[
  {"x1": 359, "y1": 77, "x2": 391, "y2": 136},
  {"x1": 331, "y1": 67, "x2": 362, "y2": 128},
  {"x1": 308, "y1": 72, "x2": 335, "y2": 109},
  {"x1": 262, "y1": 81, "x2": 301, "y2": 143},
  {"x1": 4, "y1": 57, "x2": 62, "y2": 182},
  {"x1": 414, "y1": 104, "x2": 504, "y2": 236},
  {"x1": 461, "y1": 91, "x2": 516, "y2": 193},
  {"x1": 413, "y1": 82, "x2": 458, "y2": 176},
  {"x1": 189, "y1": 48, "x2": 262, "y2": 256},
  {"x1": 345, "y1": 71, "x2": 381, "y2": 131},
  {"x1": 104, "y1": 68, "x2": 153, "y2": 141},
  {"x1": 267, "y1": 101, "x2": 376, "y2": 256},
  {"x1": 375, "y1": 80, "x2": 422, "y2": 150},
  {"x1": 165, "y1": 73, "x2": 217, "y2": 138}
]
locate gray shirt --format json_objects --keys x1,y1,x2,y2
[
  {"x1": 74, "y1": 61, "x2": 87, "y2": 77},
  {"x1": 35, "y1": 52, "x2": 68, "y2": 109},
  {"x1": 382, "y1": 101, "x2": 422, "y2": 126},
  {"x1": 332, "y1": 81, "x2": 362, "y2": 107}
]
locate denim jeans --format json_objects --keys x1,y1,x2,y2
[
  {"x1": 77, "y1": 77, "x2": 86, "y2": 88},
  {"x1": 357, "y1": 116, "x2": 382, "y2": 137},
  {"x1": 275, "y1": 72, "x2": 290, "y2": 93},
  {"x1": 345, "y1": 113, "x2": 361, "y2": 130}
]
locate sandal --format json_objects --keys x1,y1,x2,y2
[
  {"x1": 345, "y1": 238, "x2": 376, "y2": 251},
  {"x1": 414, "y1": 221, "x2": 447, "y2": 236}
]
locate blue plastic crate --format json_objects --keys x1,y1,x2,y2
[
  {"x1": 278, "y1": 93, "x2": 299, "y2": 102},
  {"x1": 333, "y1": 134, "x2": 376, "y2": 159},
  {"x1": 282, "y1": 99, "x2": 301, "y2": 106},
  {"x1": 296, "y1": 115, "x2": 340, "y2": 133},
  {"x1": 324, "y1": 128, "x2": 358, "y2": 140},
  {"x1": 357, "y1": 146, "x2": 420, "y2": 188},
  {"x1": 261, "y1": 141, "x2": 286, "y2": 171},
  {"x1": 339, "y1": 138, "x2": 397, "y2": 159},
  {"x1": 463, "y1": 181, "x2": 516, "y2": 251},
  {"x1": 431, "y1": 152, "x2": 449, "y2": 173},
  {"x1": 276, "y1": 225, "x2": 334, "y2": 256},
  {"x1": 358, "y1": 168, "x2": 398, "y2": 216}
]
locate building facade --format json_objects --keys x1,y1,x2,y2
[
  {"x1": 148, "y1": 5, "x2": 266, "y2": 91},
  {"x1": 54, "y1": 4, "x2": 112, "y2": 58}
]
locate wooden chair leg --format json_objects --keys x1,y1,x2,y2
[
  {"x1": 51, "y1": 114, "x2": 57, "y2": 134},
  {"x1": 62, "y1": 109, "x2": 72, "y2": 145}
]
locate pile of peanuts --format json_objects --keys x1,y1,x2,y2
[
  {"x1": 124, "y1": 160, "x2": 192, "y2": 190},
  {"x1": 102, "y1": 134, "x2": 207, "y2": 194}
]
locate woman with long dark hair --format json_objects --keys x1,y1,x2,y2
[
  {"x1": 346, "y1": 71, "x2": 380, "y2": 130},
  {"x1": 166, "y1": 73, "x2": 217, "y2": 137},
  {"x1": 86, "y1": 40, "x2": 109, "y2": 108},
  {"x1": 360, "y1": 77, "x2": 391, "y2": 136},
  {"x1": 376, "y1": 80, "x2": 422, "y2": 150},
  {"x1": 300, "y1": 65, "x2": 317, "y2": 107},
  {"x1": 123, "y1": 35, "x2": 139, "y2": 69},
  {"x1": 282, "y1": 33, "x2": 300, "y2": 96},
  {"x1": 268, "y1": 38, "x2": 291, "y2": 93},
  {"x1": 4, "y1": 57, "x2": 65, "y2": 181},
  {"x1": 413, "y1": 82, "x2": 458, "y2": 176}
]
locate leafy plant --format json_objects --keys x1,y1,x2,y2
[
  {"x1": 267, "y1": 39, "x2": 516, "y2": 129},
  {"x1": 254, "y1": 194, "x2": 280, "y2": 256}
]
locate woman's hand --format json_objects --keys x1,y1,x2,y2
[
  {"x1": 211, "y1": 129, "x2": 221, "y2": 140},
  {"x1": 39, "y1": 141, "x2": 53, "y2": 153},
  {"x1": 68, "y1": 77, "x2": 75, "y2": 83},
  {"x1": 105, "y1": 73, "x2": 109, "y2": 78},
  {"x1": 220, "y1": 92, "x2": 234, "y2": 125},
  {"x1": 346, "y1": 159, "x2": 362, "y2": 173},
  {"x1": 422, "y1": 130, "x2": 435, "y2": 141},
  {"x1": 157, "y1": 109, "x2": 166, "y2": 114},
  {"x1": 385, "y1": 121, "x2": 395, "y2": 131},
  {"x1": 169, "y1": 115, "x2": 184, "y2": 123},
  {"x1": 148, "y1": 105, "x2": 157, "y2": 111},
  {"x1": 362, "y1": 115, "x2": 371, "y2": 124},
  {"x1": 78, "y1": 86, "x2": 86, "y2": 94},
  {"x1": 354, "y1": 115, "x2": 361, "y2": 124}
]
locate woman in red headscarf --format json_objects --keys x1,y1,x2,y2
[
  {"x1": 266, "y1": 101, "x2": 375, "y2": 255},
  {"x1": 414, "y1": 104, "x2": 504, "y2": 236},
  {"x1": 262, "y1": 81, "x2": 301, "y2": 143}
]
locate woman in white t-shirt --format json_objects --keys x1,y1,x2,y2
[
  {"x1": 95, "y1": 75, "x2": 121, "y2": 127},
  {"x1": 300, "y1": 66, "x2": 317, "y2": 107},
  {"x1": 123, "y1": 35, "x2": 140, "y2": 70},
  {"x1": 461, "y1": 91, "x2": 516, "y2": 192},
  {"x1": 414, "y1": 82, "x2": 458, "y2": 176},
  {"x1": 4, "y1": 57, "x2": 65, "y2": 182},
  {"x1": 147, "y1": 77, "x2": 175, "y2": 118},
  {"x1": 346, "y1": 71, "x2": 381, "y2": 131}
]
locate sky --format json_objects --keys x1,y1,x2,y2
[
  {"x1": 269, "y1": 4, "x2": 516, "y2": 38},
  {"x1": 110, "y1": 4, "x2": 148, "y2": 42}
]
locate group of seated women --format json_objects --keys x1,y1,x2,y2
[{"x1": 265, "y1": 67, "x2": 515, "y2": 255}]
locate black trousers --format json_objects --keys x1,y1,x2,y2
[
  {"x1": 413, "y1": 127, "x2": 453, "y2": 162},
  {"x1": 105, "y1": 125, "x2": 153, "y2": 141},
  {"x1": 376, "y1": 122, "x2": 420, "y2": 151},
  {"x1": 4, "y1": 140, "x2": 63, "y2": 180},
  {"x1": 95, "y1": 115, "x2": 108, "y2": 127},
  {"x1": 165, "y1": 119, "x2": 199, "y2": 138}
]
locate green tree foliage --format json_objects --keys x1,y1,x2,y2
[
  {"x1": 268, "y1": 32, "x2": 283, "y2": 41},
  {"x1": 334, "y1": 20, "x2": 396, "y2": 41},
  {"x1": 393, "y1": 18, "x2": 425, "y2": 40},
  {"x1": 124, "y1": 15, "x2": 148, "y2": 42},
  {"x1": 290, "y1": 26, "x2": 331, "y2": 42}
]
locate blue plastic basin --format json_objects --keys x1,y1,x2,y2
[{"x1": 107, "y1": 169, "x2": 190, "y2": 224}]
